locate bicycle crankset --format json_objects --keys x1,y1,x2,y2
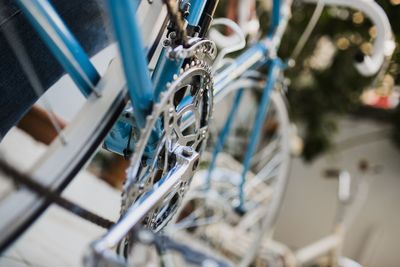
[{"x1": 118, "y1": 54, "x2": 214, "y2": 255}]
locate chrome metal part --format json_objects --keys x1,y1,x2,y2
[
  {"x1": 87, "y1": 148, "x2": 198, "y2": 267},
  {"x1": 117, "y1": 60, "x2": 213, "y2": 255},
  {"x1": 167, "y1": 38, "x2": 217, "y2": 62}
]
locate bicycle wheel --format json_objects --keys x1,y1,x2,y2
[
  {"x1": 0, "y1": 0, "x2": 167, "y2": 252},
  {"x1": 167, "y1": 80, "x2": 291, "y2": 266}
]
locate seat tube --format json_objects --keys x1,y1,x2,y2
[
  {"x1": 152, "y1": 0, "x2": 207, "y2": 99},
  {"x1": 107, "y1": 0, "x2": 154, "y2": 128}
]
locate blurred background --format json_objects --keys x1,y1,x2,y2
[
  {"x1": 280, "y1": 0, "x2": 400, "y2": 161},
  {"x1": 263, "y1": 1, "x2": 400, "y2": 266}
]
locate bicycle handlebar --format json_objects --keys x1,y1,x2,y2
[{"x1": 303, "y1": 0, "x2": 395, "y2": 76}]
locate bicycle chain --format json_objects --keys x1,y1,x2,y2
[{"x1": 0, "y1": 158, "x2": 114, "y2": 229}]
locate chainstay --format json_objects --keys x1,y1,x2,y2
[{"x1": 0, "y1": 158, "x2": 114, "y2": 229}]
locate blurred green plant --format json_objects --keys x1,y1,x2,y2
[
  {"x1": 276, "y1": 0, "x2": 400, "y2": 161},
  {"x1": 214, "y1": 0, "x2": 400, "y2": 161}
]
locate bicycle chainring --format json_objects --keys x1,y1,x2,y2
[{"x1": 120, "y1": 59, "x2": 213, "y2": 250}]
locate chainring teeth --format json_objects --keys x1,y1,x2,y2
[{"x1": 120, "y1": 59, "x2": 214, "y2": 232}]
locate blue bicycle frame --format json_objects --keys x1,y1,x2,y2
[
  {"x1": 87, "y1": 1, "x2": 291, "y2": 263},
  {"x1": 206, "y1": 0, "x2": 288, "y2": 211},
  {"x1": 17, "y1": 0, "x2": 286, "y2": 205},
  {"x1": 16, "y1": 0, "x2": 208, "y2": 158}
]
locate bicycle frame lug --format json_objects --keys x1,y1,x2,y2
[{"x1": 103, "y1": 119, "x2": 135, "y2": 158}]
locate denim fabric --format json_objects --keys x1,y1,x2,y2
[{"x1": 0, "y1": 0, "x2": 111, "y2": 138}]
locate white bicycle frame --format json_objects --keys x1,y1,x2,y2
[{"x1": 264, "y1": 171, "x2": 368, "y2": 267}]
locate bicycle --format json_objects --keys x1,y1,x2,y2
[
  {"x1": 155, "y1": 0, "x2": 392, "y2": 266},
  {"x1": 122, "y1": 0, "x2": 392, "y2": 265},
  {"x1": 0, "y1": 0, "x2": 394, "y2": 266},
  {"x1": 0, "y1": 0, "x2": 217, "y2": 254}
]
